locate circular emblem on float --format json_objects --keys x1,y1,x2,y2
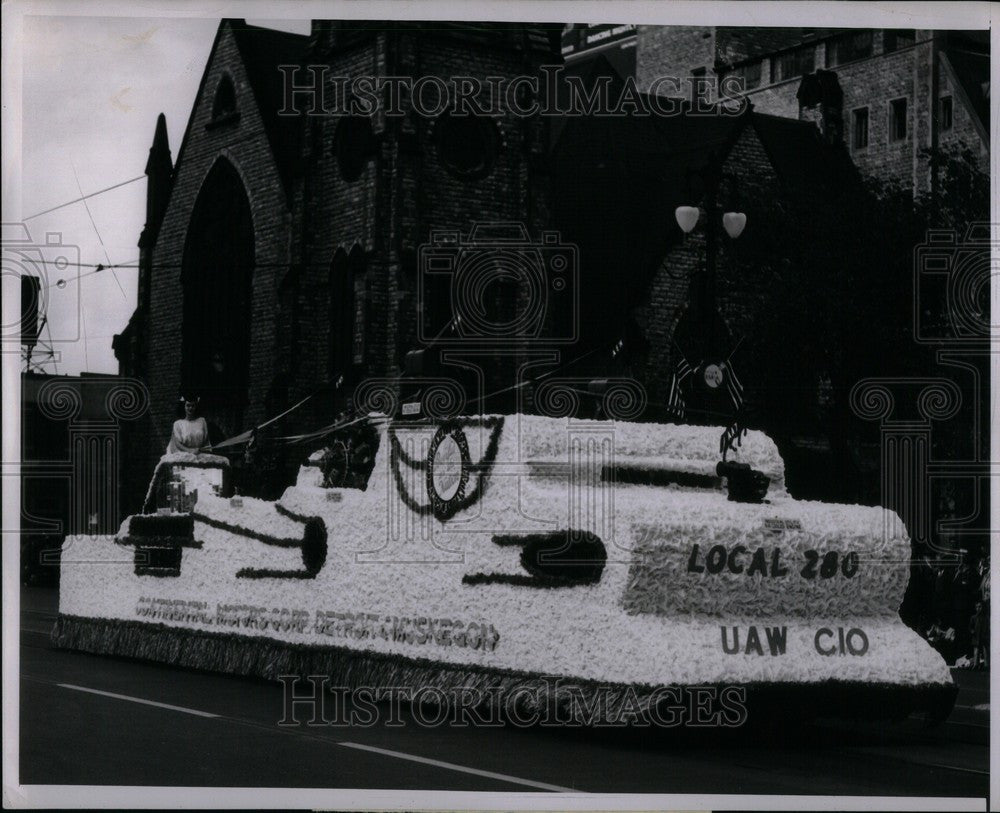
[
  {"x1": 426, "y1": 424, "x2": 472, "y2": 520},
  {"x1": 703, "y1": 363, "x2": 724, "y2": 389}
]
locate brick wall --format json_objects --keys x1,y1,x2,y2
[
  {"x1": 636, "y1": 25, "x2": 714, "y2": 96},
  {"x1": 291, "y1": 28, "x2": 553, "y2": 425},
  {"x1": 934, "y1": 48, "x2": 990, "y2": 174},
  {"x1": 289, "y1": 38, "x2": 379, "y2": 432}
]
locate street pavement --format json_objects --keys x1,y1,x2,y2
[{"x1": 17, "y1": 587, "x2": 989, "y2": 798}]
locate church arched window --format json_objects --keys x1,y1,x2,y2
[
  {"x1": 211, "y1": 75, "x2": 238, "y2": 121},
  {"x1": 330, "y1": 246, "x2": 368, "y2": 383},
  {"x1": 333, "y1": 115, "x2": 376, "y2": 182}
]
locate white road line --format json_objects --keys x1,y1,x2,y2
[
  {"x1": 48, "y1": 679, "x2": 577, "y2": 792},
  {"x1": 57, "y1": 683, "x2": 220, "y2": 718},
  {"x1": 942, "y1": 719, "x2": 989, "y2": 730},
  {"x1": 914, "y1": 762, "x2": 990, "y2": 777},
  {"x1": 337, "y1": 740, "x2": 579, "y2": 793}
]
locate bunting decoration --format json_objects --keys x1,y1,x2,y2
[{"x1": 666, "y1": 338, "x2": 745, "y2": 422}]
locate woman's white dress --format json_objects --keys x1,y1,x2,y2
[{"x1": 166, "y1": 417, "x2": 210, "y2": 454}]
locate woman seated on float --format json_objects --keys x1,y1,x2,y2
[{"x1": 166, "y1": 394, "x2": 211, "y2": 455}]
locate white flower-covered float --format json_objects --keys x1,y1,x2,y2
[{"x1": 54, "y1": 411, "x2": 956, "y2": 724}]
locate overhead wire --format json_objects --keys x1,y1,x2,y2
[
  {"x1": 26, "y1": 175, "x2": 668, "y2": 446},
  {"x1": 23, "y1": 127, "x2": 309, "y2": 225},
  {"x1": 23, "y1": 175, "x2": 145, "y2": 221},
  {"x1": 219, "y1": 339, "x2": 627, "y2": 455},
  {"x1": 70, "y1": 158, "x2": 127, "y2": 299},
  {"x1": 39, "y1": 258, "x2": 140, "y2": 290}
]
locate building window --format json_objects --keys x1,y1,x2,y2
[
  {"x1": 939, "y1": 95, "x2": 953, "y2": 130},
  {"x1": 884, "y1": 29, "x2": 916, "y2": 53},
  {"x1": 775, "y1": 45, "x2": 815, "y2": 82},
  {"x1": 726, "y1": 60, "x2": 762, "y2": 91},
  {"x1": 211, "y1": 75, "x2": 237, "y2": 120},
  {"x1": 434, "y1": 113, "x2": 500, "y2": 180},
  {"x1": 334, "y1": 115, "x2": 376, "y2": 182},
  {"x1": 889, "y1": 97, "x2": 908, "y2": 141},
  {"x1": 829, "y1": 30, "x2": 873, "y2": 66},
  {"x1": 329, "y1": 246, "x2": 367, "y2": 380},
  {"x1": 351, "y1": 262, "x2": 367, "y2": 366},
  {"x1": 852, "y1": 107, "x2": 869, "y2": 149}
]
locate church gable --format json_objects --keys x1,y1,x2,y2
[
  {"x1": 143, "y1": 20, "x2": 307, "y2": 455},
  {"x1": 165, "y1": 19, "x2": 304, "y2": 215}
]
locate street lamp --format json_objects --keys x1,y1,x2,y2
[
  {"x1": 672, "y1": 175, "x2": 747, "y2": 416},
  {"x1": 673, "y1": 202, "x2": 747, "y2": 358},
  {"x1": 674, "y1": 206, "x2": 747, "y2": 237},
  {"x1": 674, "y1": 206, "x2": 700, "y2": 234},
  {"x1": 722, "y1": 212, "x2": 747, "y2": 240}
]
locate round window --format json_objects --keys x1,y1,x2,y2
[
  {"x1": 435, "y1": 114, "x2": 500, "y2": 180},
  {"x1": 334, "y1": 116, "x2": 375, "y2": 182}
]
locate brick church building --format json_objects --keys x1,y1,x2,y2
[
  {"x1": 115, "y1": 20, "x2": 560, "y2": 510},
  {"x1": 114, "y1": 19, "x2": 967, "y2": 512}
]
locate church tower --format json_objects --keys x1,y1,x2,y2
[
  {"x1": 285, "y1": 22, "x2": 561, "y2": 421},
  {"x1": 138, "y1": 113, "x2": 173, "y2": 325}
]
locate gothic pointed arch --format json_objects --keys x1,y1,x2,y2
[
  {"x1": 212, "y1": 74, "x2": 237, "y2": 120},
  {"x1": 329, "y1": 244, "x2": 368, "y2": 385},
  {"x1": 181, "y1": 157, "x2": 255, "y2": 419}
]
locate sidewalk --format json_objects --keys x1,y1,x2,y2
[
  {"x1": 21, "y1": 585, "x2": 58, "y2": 617},
  {"x1": 951, "y1": 665, "x2": 990, "y2": 712},
  {"x1": 20, "y1": 585, "x2": 58, "y2": 637}
]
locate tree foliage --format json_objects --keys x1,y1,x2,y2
[{"x1": 730, "y1": 142, "x2": 989, "y2": 500}]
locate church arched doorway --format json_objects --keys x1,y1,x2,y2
[{"x1": 180, "y1": 158, "x2": 255, "y2": 433}]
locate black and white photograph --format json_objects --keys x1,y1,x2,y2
[{"x1": 2, "y1": 1, "x2": 995, "y2": 809}]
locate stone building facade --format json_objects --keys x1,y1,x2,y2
[{"x1": 632, "y1": 27, "x2": 989, "y2": 196}]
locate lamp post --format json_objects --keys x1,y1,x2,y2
[{"x1": 673, "y1": 167, "x2": 746, "y2": 419}]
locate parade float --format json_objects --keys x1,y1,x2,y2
[{"x1": 53, "y1": 409, "x2": 956, "y2": 725}]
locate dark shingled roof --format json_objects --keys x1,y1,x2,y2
[
  {"x1": 751, "y1": 112, "x2": 855, "y2": 190},
  {"x1": 715, "y1": 27, "x2": 843, "y2": 68},
  {"x1": 405, "y1": 20, "x2": 561, "y2": 53},
  {"x1": 548, "y1": 77, "x2": 747, "y2": 343},
  {"x1": 229, "y1": 22, "x2": 309, "y2": 200},
  {"x1": 548, "y1": 61, "x2": 859, "y2": 345},
  {"x1": 314, "y1": 19, "x2": 561, "y2": 56},
  {"x1": 941, "y1": 37, "x2": 990, "y2": 136}
]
